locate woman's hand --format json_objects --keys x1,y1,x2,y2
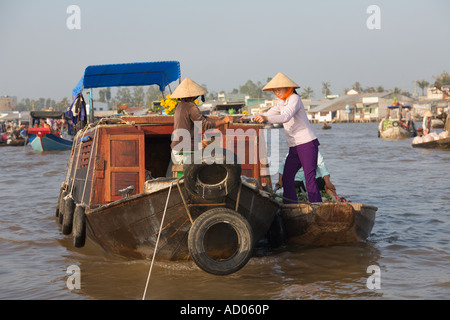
[
  {"x1": 323, "y1": 175, "x2": 337, "y2": 196},
  {"x1": 254, "y1": 115, "x2": 268, "y2": 123},
  {"x1": 216, "y1": 116, "x2": 233, "y2": 127}
]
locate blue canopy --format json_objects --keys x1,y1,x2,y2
[{"x1": 72, "y1": 61, "x2": 181, "y2": 96}]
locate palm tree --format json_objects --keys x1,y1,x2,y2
[
  {"x1": 417, "y1": 80, "x2": 429, "y2": 96},
  {"x1": 322, "y1": 81, "x2": 331, "y2": 97},
  {"x1": 352, "y1": 82, "x2": 363, "y2": 93},
  {"x1": 301, "y1": 87, "x2": 314, "y2": 99}
]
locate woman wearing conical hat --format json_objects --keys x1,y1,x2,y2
[
  {"x1": 254, "y1": 72, "x2": 322, "y2": 203},
  {"x1": 170, "y1": 78, "x2": 232, "y2": 163}
]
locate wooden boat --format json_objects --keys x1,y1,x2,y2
[
  {"x1": 378, "y1": 119, "x2": 415, "y2": 139},
  {"x1": 412, "y1": 136, "x2": 450, "y2": 150},
  {"x1": 280, "y1": 202, "x2": 377, "y2": 246},
  {"x1": 28, "y1": 127, "x2": 73, "y2": 151},
  {"x1": 27, "y1": 111, "x2": 75, "y2": 152},
  {"x1": 56, "y1": 61, "x2": 277, "y2": 275},
  {"x1": 379, "y1": 104, "x2": 416, "y2": 139},
  {"x1": 85, "y1": 176, "x2": 279, "y2": 261},
  {"x1": 56, "y1": 61, "x2": 378, "y2": 275},
  {"x1": 0, "y1": 138, "x2": 26, "y2": 147}
]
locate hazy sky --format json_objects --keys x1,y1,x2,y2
[{"x1": 1, "y1": 0, "x2": 449, "y2": 101}]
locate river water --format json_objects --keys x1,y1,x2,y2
[{"x1": 1, "y1": 122, "x2": 449, "y2": 300}]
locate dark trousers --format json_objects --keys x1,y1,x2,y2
[{"x1": 282, "y1": 139, "x2": 322, "y2": 203}]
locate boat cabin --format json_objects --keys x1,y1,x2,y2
[
  {"x1": 65, "y1": 61, "x2": 271, "y2": 209},
  {"x1": 67, "y1": 115, "x2": 272, "y2": 208}
]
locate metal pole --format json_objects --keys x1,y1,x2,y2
[{"x1": 89, "y1": 90, "x2": 94, "y2": 123}]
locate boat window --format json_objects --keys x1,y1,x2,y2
[{"x1": 144, "y1": 136, "x2": 173, "y2": 179}]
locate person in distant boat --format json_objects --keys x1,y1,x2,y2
[
  {"x1": 403, "y1": 107, "x2": 416, "y2": 134},
  {"x1": 398, "y1": 104, "x2": 404, "y2": 120},
  {"x1": 254, "y1": 72, "x2": 322, "y2": 203},
  {"x1": 422, "y1": 110, "x2": 433, "y2": 135},
  {"x1": 170, "y1": 78, "x2": 233, "y2": 164},
  {"x1": 276, "y1": 151, "x2": 337, "y2": 198}
]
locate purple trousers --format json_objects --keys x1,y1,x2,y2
[{"x1": 282, "y1": 139, "x2": 322, "y2": 203}]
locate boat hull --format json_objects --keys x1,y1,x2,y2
[
  {"x1": 379, "y1": 126, "x2": 413, "y2": 139},
  {"x1": 280, "y1": 202, "x2": 377, "y2": 246},
  {"x1": 0, "y1": 138, "x2": 26, "y2": 147},
  {"x1": 84, "y1": 179, "x2": 279, "y2": 260},
  {"x1": 412, "y1": 137, "x2": 450, "y2": 150},
  {"x1": 28, "y1": 133, "x2": 73, "y2": 151}
]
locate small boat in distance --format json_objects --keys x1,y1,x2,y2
[
  {"x1": 27, "y1": 111, "x2": 75, "y2": 152},
  {"x1": 321, "y1": 120, "x2": 332, "y2": 130},
  {"x1": 378, "y1": 105, "x2": 416, "y2": 139}
]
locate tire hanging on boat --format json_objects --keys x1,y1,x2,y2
[
  {"x1": 72, "y1": 205, "x2": 86, "y2": 248},
  {"x1": 183, "y1": 148, "x2": 241, "y2": 201},
  {"x1": 56, "y1": 187, "x2": 64, "y2": 218},
  {"x1": 58, "y1": 189, "x2": 67, "y2": 224},
  {"x1": 188, "y1": 207, "x2": 253, "y2": 275},
  {"x1": 62, "y1": 196, "x2": 75, "y2": 235}
]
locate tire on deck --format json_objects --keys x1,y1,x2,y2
[{"x1": 183, "y1": 148, "x2": 241, "y2": 201}]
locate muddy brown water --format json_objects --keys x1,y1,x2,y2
[{"x1": 1, "y1": 122, "x2": 449, "y2": 300}]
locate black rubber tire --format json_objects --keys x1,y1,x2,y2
[
  {"x1": 72, "y1": 205, "x2": 86, "y2": 248},
  {"x1": 56, "y1": 187, "x2": 63, "y2": 218},
  {"x1": 183, "y1": 149, "x2": 241, "y2": 201},
  {"x1": 188, "y1": 208, "x2": 253, "y2": 275},
  {"x1": 58, "y1": 190, "x2": 67, "y2": 224},
  {"x1": 62, "y1": 196, "x2": 75, "y2": 235}
]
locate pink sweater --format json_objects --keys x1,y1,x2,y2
[{"x1": 262, "y1": 94, "x2": 317, "y2": 147}]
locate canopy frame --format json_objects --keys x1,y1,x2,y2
[{"x1": 72, "y1": 61, "x2": 181, "y2": 123}]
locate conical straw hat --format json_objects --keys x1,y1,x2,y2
[
  {"x1": 170, "y1": 78, "x2": 208, "y2": 99},
  {"x1": 262, "y1": 72, "x2": 300, "y2": 91}
]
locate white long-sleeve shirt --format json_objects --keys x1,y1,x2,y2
[{"x1": 262, "y1": 94, "x2": 317, "y2": 147}]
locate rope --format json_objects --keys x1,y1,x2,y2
[
  {"x1": 142, "y1": 180, "x2": 174, "y2": 300},
  {"x1": 67, "y1": 125, "x2": 91, "y2": 199},
  {"x1": 80, "y1": 125, "x2": 99, "y2": 206}
]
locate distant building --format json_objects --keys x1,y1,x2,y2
[
  {"x1": 307, "y1": 92, "x2": 415, "y2": 123},
  {"x1": 413, "y1": 86, "x2": 450, "y2": 116},
  {"x1": 0, "y1": 96, "x2": 17, "y2": 111}
]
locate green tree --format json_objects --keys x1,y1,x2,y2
[
  {"x1": 239, "y1": 80, "x2": 260, "y2": 98},
  {"x1": 115, "y1": 87, "x2": 132, "y2": 105},
  {"x1": 301, "y1": 87, "x2": 314, "y2": 99},
  {"x1": 322, "y1": 81, "x2": 331, "y2": 97},
  {"x1": 145, "y1": 85, "x2": 162, "y2": 107},
  {"x1": 352, "y1": 82, "x2": 362, "y2": 93},
  {"x1": 417, "y1": 80, "x2": 429, "y2": 96},
  {"x1": 434, "y1": 71, "x2": 450, "y2": 86},
  {"x1": 132, "y1": 87, "x2": 145, "y2": 107}
]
